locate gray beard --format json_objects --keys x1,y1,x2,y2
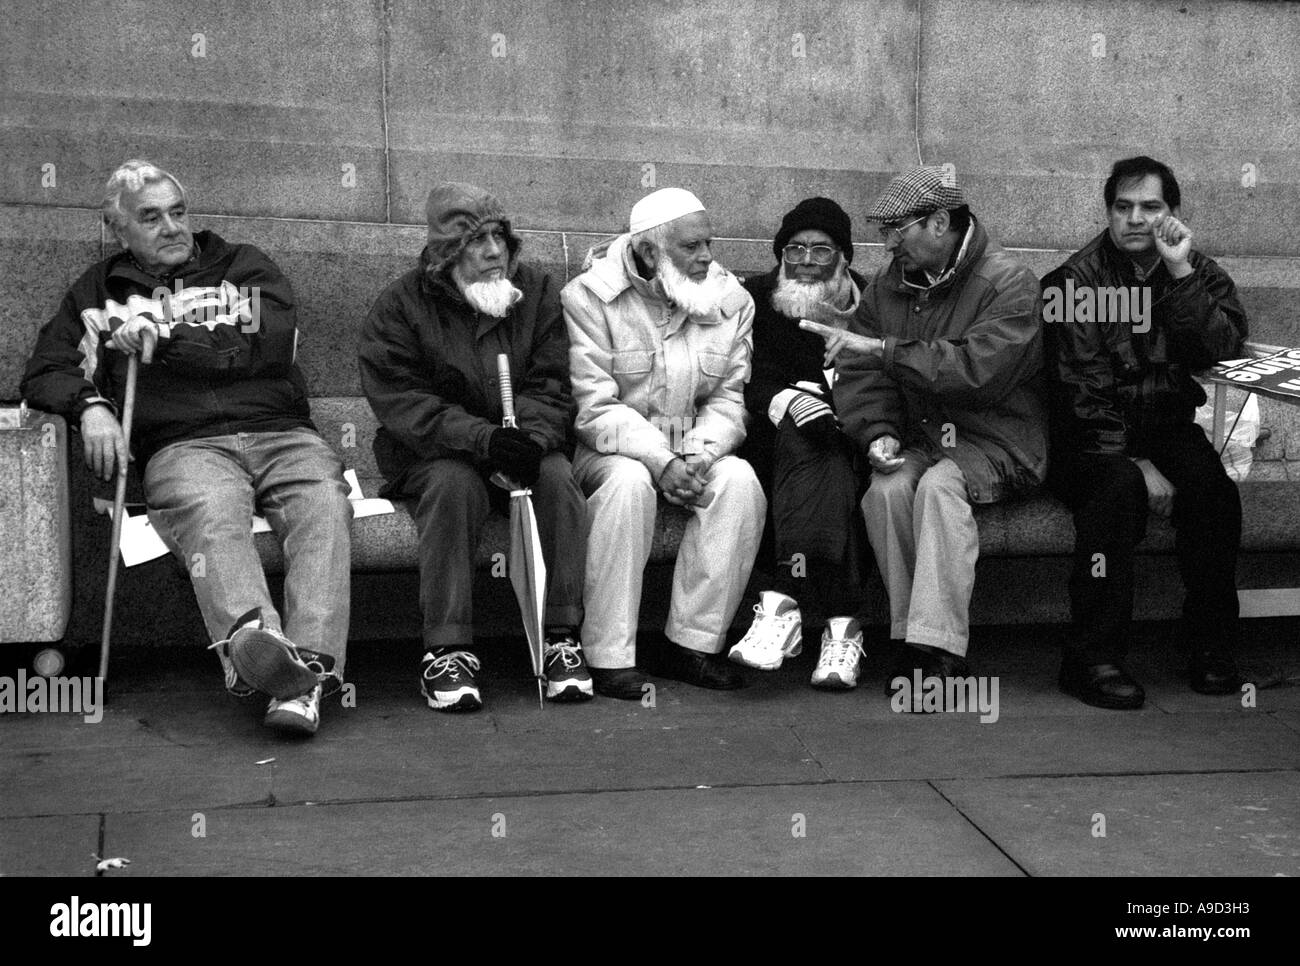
[
  {"x1": 771, "y1": 270, "x2": 852, "y2": 320},
  {"x1": 454, "y1": 267, "x2": 524, "y2": 318}
]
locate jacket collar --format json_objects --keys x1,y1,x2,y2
[
  {"x1": 106, "y1": 230, "x2": 214, "y2": 288},
  {"x1": 578, "y1": 233, "x2": 748, "y2": 326},
  {"x1": 1097, "y1": 229, "x2": 1167, "y2": 285},
  {"x1": 579, "y1": 234, "x2": 648, "y2": 304},
  {"x1": 889, "y1": 218, "x2": 988, "y2": 296}
]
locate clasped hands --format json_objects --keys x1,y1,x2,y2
[{"x1": 657, "y1": 454, "x2": 713, "y2": 507}]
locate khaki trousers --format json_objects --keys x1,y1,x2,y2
[
  {"x1": 861, "y1": 449, "x2": 978, "y2": 657},
  {"x1": 573, "y1": 446, "x2": 766, "y2": 669}
]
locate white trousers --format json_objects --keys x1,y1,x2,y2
[
  {"x1": 573, "y1": 447, "x2": 766, "y2": 669},
  {"x1": 861, "y1": 449, "x2": 978, "y2": 657}
]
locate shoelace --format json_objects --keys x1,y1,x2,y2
[
  {"x1": 820, "y1": 638, "x2": 864, "y2": 670},
  {"x1": 424, "y1": 651, "x2": 481, "y2": 682},
  {"x1": 745, "y1": 605, "x2": 799, "y2": 645},
  {"x1": 545, "y1": 641, "x2": 583, "y2": 671}
]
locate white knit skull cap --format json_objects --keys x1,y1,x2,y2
[{"x1": 629, "y1": 187, "x2": 705, "y2": 234}]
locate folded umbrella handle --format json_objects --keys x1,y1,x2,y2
[
  {"x1": 490, "y1": 353, "x2": 520, "y2": 491},
  {"x1": 496, "y1": 353, "x2": 517, "y2": 428}
]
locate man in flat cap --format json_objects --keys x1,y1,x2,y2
[
  {"x1": 728, "y1": 197, "x2": 870, "y2": 690},
  {"x1": 1044, "y1": 156, "x2": 1248, "y2": 709},
  {"x1": 563, "y1": 187, "x2": 766, "y2": 699},
  {"x1": 813, "y1": 165, "x2": 1047, "y2": 705},
  {"x1": 360, "y1": 181, "x2": 591, "y2": 711}
]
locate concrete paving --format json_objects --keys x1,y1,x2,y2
[{"x1": 1, "y1": 619, "x2": 1297, "y2": 877}]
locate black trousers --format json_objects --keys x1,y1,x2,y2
[
  {"x1": 399, "y1": 453, "x2": 587, "y2": 651},
  {"x1": 1049, "y1": 421, "x2": 1241, "y2": 664},
  {"x1": 746, "y1": 417, "x2": 863, "y2": 621}
]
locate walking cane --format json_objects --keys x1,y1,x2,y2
[{"x1": 98, "y1": 330, "x2": 154, "y2": 688}]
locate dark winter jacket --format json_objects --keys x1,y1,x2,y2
[
  {"x1": 20, "y1": 230, "x2": 311, "y2": 468},
  {"x1": 1042, "y1": 230, "x2": 1248, "y2": 457},
  {"x1": 358, "y1": 249, "x2": 574, "y2": 489}
]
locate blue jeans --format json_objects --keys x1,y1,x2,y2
[{"x1": 144, "y1": 429, "x2": 353, "y2": 678}]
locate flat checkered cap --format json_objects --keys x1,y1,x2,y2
[{"x1": 864, "y1": 165, "x2": 966, "y2": 222}]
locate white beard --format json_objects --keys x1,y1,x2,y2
[
  {"x1": 454, "y1": 266, "x2": 523, "y2": 318},
  {"x1": 657, "y1": 258, "x2": 729, "y2": 318},
  {"x1": 771, "y1": 269, "x2": 852, "y2": 320}
]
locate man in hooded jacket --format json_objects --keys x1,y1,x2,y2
[{"x1": 359, "y1": 182, "x2": 590, "y2": 711}]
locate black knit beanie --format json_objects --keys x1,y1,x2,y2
[{"x1": 773, "y1": 197, "x2": 853, "y2": 263}]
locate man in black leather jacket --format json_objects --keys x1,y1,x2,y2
[{"x1": 1043, "y1": 156, "x2": 1249, "y2": 709}]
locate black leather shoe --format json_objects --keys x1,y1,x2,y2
[
  {"x1": 884, "y1": 643, "x2": 970, "y2": 699},
  {"x1": 1189, "y1": 651, "x2": 1241, "y2": 695},
  {"x1": 645, "y1": 643, "x2": 746, "y2": 690},
  {"x1": 1059, "y1": 660, "x2": 1145, "y2": 710},
  {"x1": 589, "y1": 667, "x2": 654, "y2": 701}
]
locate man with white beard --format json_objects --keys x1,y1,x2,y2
[
  {"x1": 360, "y1": 182, "x2": 591, "y2": 711},
  {"x1": 563, "y1": 188, "x2": 766, "y2": 699},
  {"x1": 729, "y1": 198, "x2": 868, "y2": 689}
]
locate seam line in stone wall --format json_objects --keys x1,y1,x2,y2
[
  {"x1": 913, "y1": 0, "x2": 924, "y2": 165},
  {"x1": 380, "y1": 0, "x2": 393, "y2": 224}
]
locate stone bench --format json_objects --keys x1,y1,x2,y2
[{"x1": 252, "y1": 396, "x2": 1300, "y2": 632}]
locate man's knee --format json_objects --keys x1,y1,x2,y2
[
  {"x1": 536, "y1": 451, "x2": 580, "y2": 491},
  {"x1": 412, "y1": 459, "x2": 488, "y2": 516},
  {"x1": 863, "y1": 467, "x2": 915, "y2": 514},
  {"x1": 1068, "y1": 456, "x2": 1146, "y2": 544},
  {"x1": 534, "y1": 452, "x2": 586, "y2": 513},
  {"x1": 1174, "y1": 462, "x2": 1242, "y2": 524},
  {"x1": 590, "y1": 456, "x2": 656, "y2": 505},
  {"x1": 1087, "y1": 456, "x2": 1147, "y2": 516},
  {"x1": 915, "y1": 460, "x2": 967, "y2": 504},
  {"x1": 708, "y1": 456, "x2": 766, "y2": 519}
]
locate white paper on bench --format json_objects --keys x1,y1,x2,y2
[{"x1": 94, "y1": 469, "x2": 395, "y2": 567}]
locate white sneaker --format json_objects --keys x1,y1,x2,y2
[
  {"x1": 811, "y1": 617, "x2": 864, "y2": 690},
  {"x1": 215, "y1": 647, "x2": 256, "y2": 698},
  {"x1": 264, "y1": 685, "x2": 322, "y2": 736},
  {"x1": 729, "y1": 591, "x2": 802, "y2": 670}
]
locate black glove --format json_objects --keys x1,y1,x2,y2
[
  {"x1": 488, "y1": 427, "x2": 544, "y2": 485},
  {"x1": 785, "y1": 392, "x2": 840, "y2": 447}
]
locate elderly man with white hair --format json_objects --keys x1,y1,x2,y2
[
  {"x1": 562, "y1": 187, "x2": 766, "y2": 699},
  {"x1": 22, "y1": 159, "x2": 352, "y2": 736}
]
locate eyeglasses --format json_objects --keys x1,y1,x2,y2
[
  {"x1": 877, "y1": 214, "x2": 928, "y2": 245},
  {"x1": 781, "y1": 244, "x2": 838, "y2": 265}
]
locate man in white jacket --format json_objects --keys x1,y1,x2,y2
[{"x1": 562, "y1": 188, "x2": 766, "y2": 699}]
